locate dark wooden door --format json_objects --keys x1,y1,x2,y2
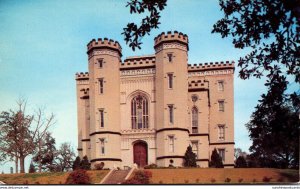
[{"x1": 133, "y1": 142, "x2": 148, "y2": 167}]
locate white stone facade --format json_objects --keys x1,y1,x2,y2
[{"x1": 75, "y1": 31, "x2": 235, "y2": 169}]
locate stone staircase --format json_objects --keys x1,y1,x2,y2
[{"x1": 102, "y1": 170, "x2": 131, "y2": 184}]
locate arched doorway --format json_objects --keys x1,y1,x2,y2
[{"x1": 133, "y1": 141, "x2": 148, "y2": 167}]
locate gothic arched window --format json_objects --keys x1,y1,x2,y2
[
  {"x1": 192, "y1": 107, "x2": 198, "y2": 133},
  {"x1": 131, "y1": 94, "x2": 149, "y2": 129}
]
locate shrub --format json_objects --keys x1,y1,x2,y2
[
  {"x1": 211, "y1": 178, "x2": 216, "y2": 183},
  {"x1": 94, "y1": 162, "x2": 105, "y2": 170},
  {"x1": 72, "y1": 156, "x2": 81, "y2": 170},
  {"x1": 209, "y1": 148, "x2": 224, "y2": 168},
  {"x1": 238, "y1": 178, "x2": 243, "y2": 183},
  {"x1": 262, "y1": 176, "x2": 272, "y2": 183},
  {"x1": 122, "y1": 170, "x2": 152, "y2": 184},
  {"x1": 235, "y1": 156, "x2": 247, "y2": 168},
  {"x1": 144, "y1": 163, "x2": 158, "y2": 169},
  {"x1": 65, "y1": 169, "x2": 91, "y2": 184},
  {"x1": 184, "y1": 145, "x2": 197, "y2": 167},
  {"x1": 29, "y1": 162, "x2": 36, "y2": 173},
  {"x1": 225, "y1": 178, "x2": 231, "y2": 183},
  {"x1": 80, "y1": 156, "x2": 91, "y2": 170}
]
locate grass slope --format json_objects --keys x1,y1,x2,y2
[
  {"x1": 149, "y1": 168, "x2": 299, "y2": 184},
  {"x1": 0, "y1": 170, "x2": 109, "y2": 184}
]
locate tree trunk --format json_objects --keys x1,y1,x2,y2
[
  {"x1": 20, "y1": 156, "x2": 25, "y2": 173},
  {"x1": 15, "y1": 156, "x2": 18, "y2": 173},
  {"x1": 38, "y1": 140, "x2": 42, "y2": 173}
]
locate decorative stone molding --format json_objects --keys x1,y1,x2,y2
[
  {"x1": 155, "y1": 42, "x2": 187, "y2": 53},
  {"x1": 88, "y1": 49, "x2": 120, "y2": 59},
  {"x1": 120, "y1": 76, "x2": 154, "y2": 84},
  {"x1": 120, "y1": 68, "x2": 155, "y2": 76},
  {"x1": 188, "y1": 69, "x2": 233, "y2": 77}
]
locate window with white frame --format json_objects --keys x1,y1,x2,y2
[
  {"x1": 168, "y1": 104, "x2": 174, "y2": 124},
  {"x1": 218, "y1": 125, "x2": 225, "y2": 140},
  {"x1": 191, "y1": 141, "x2": 198, "y2": 158},
  {"x1": 100, "y1": 138, "x2": 105, "y2": 155},
  {"x1": 218, "y1": 100, "x2": 224, "y2": 112},
  {"x1": 167, "y1": 73, "x2": 173, "y2": 89},
  {"x1": 99, "y1": 109, "x2": 104, "y2": 128},
  {"x1": 218, "y1": 149, "x2": 225, "y2": 162},
  {"x1": 192, "y1": 107, "x2": 198, "y2": 133},
  {"x1": 168, "y1": 136, "x2": 175, "y2": 152},
  {"x1": 131, "y1": 94, "x2": 149, "y2": 129},
  {"x1": 99, "y1": 78, "x2": 104, "y2": 94},
  {"x1": 218, "y1": 81, "x2": 224, "y2": 91}
]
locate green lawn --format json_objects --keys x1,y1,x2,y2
[{"x1": 0, "y1": 170, "x2": 109, "y2": 184}]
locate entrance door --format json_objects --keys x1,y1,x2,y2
[{"x1": 133, "y1": 141, "x2": 148, "y2": 167}]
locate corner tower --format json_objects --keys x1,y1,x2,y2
[
  {"x1": 154, "y1": 31, "x2": 190, "y2": 166},
  {"x1": 87, "y1": 38, "x2": 122, "y2": 168}
]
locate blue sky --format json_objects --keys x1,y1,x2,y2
[{"x1": 0, "y1": 0, "x2": 269, "y2": 173}]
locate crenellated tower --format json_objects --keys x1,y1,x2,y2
[
  {"x1": 87, "y1": 38, "x2": 122, "y2": 168},
  {"x1": 154, "y1": 31, "x2": 190, "y2": 166},
  {"x1": 75, "y1": 72, "x2": 90, "y2": 159}
]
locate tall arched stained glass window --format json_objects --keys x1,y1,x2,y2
[
  {"x1": 131, "y1": 94, "x2": 149, "y2": 129},
  {"x1": 192, "y1": 107, "x2": 198, "y2": 133}
]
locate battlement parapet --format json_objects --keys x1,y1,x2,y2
[
  {"x1": 76, "y1": 72, "x2": 89, "y2": 80},
  {"x1": 87, "y1": 38, "x2": 122, "y2": 56},
  {"x1": 120, "y1": 55, "x2": 156, "y2": 69},
  {"x1": 188, "y1": 61, "x2": 235, "y2": 72},
  {"x1": 154, "y1": 31, "x2": 189, "y2": 50},
  {"x1": 188, "y1": 79, "x2": 209, "y2": 89}
]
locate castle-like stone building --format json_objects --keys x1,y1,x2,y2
[{"x1": 75, "y1": 31, "x2": 235, "y2": 169}]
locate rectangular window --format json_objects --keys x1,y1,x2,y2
[
  {"x1": 168, "y1": 136, "x2": 174, "y2": 152},
  {"x1": 99, "y1": 109, "x2": 104, "y2": 128},
  {"x1": 218, "y1": 100, "x2": 224, "y2": 112},
  {"x1": 218, "y1": 81, "x2": 224, "y2": 91},
  {"x1": 218, "y1": 149, "x2": 225, "y2": 162},
  {"x1": 191, "y1": 141, "x2": 198, "y2": 158},
  {"x1": 99, "y1": 78, "x2": 104, "y2": 94},
  {"x1": 100, "y1": 138, "x2": 105, "y2": 155},
  {"x1": 218, "y1": 125, "x2": 225, "y2": 140},
  {"x1": 98, "y1": 59, "x2": 103, "y2": 68},
  {"x1": 168, "y1": 104, "x2": 174, "y2": 124},
  {"x1": 167, "y1": 53, "x2": 173, "y2": 62},
  {"x1": 168, "y1": 73, "x2": 173, "y2": 89}
]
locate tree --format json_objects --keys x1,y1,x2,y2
[
  {"x1": 122, "y1": 0, "x2": 167, "y2": 50},
  {"x1": 32, "y1": 108, "x2": 55, "y2": 173},
  {"x1": 0, "y1": 99, "x2": 55, "y2": 173},
  {"x1": 183, "y1": 145, "x2": 197, "y2": 167},
  {"x1": 209, "y1": 148, "x2": 224, "y2": 168},
  {"x1": 33, "y1": 132, "x2": 57, "y2": 172},
  {"x1": 0, "y1": 99, "x2": 34, "y2": 173},
  {"x1": 235, "y1": 156, "x2": 247, "y2": 168},
  {"x1": 29, "y1": 161, "x2": 36, "y2": 173},
  {"x1": 72, "y1": 156, "x2": 81, "y2": 171},
  {"x1": 56, "y1": 143, "x2": 75, "y2": 172},
  {"x1": 246, "y1": 75, "x2": 299, "y2": 168},
  {"x1": 80, "y1": 155, "x2": 91, "y2": 170},
  {"x1": 212, "y1": 0, "x2": 299, "y2": 85},
  {"x1": 234, "y1": 148, "x2": 247, "y2": 160}
]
